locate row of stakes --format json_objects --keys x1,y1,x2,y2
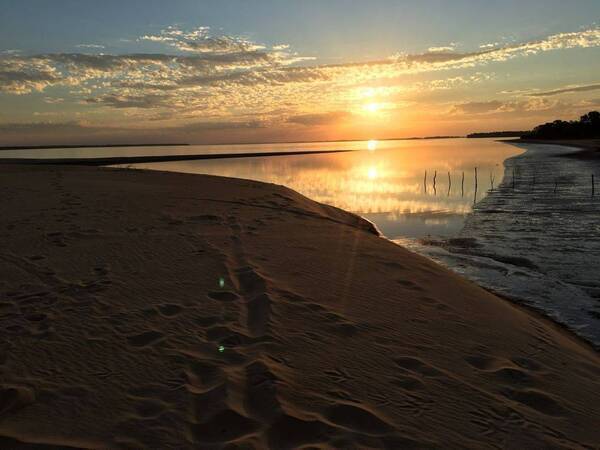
[{"x1": 423, "y1": 169, "x2": 596, "y2": 197}]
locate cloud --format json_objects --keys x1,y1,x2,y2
[
  {"x1": 2, "y1": 26, "x2": 598, "y2": 98},
  {"x1": 85, "y1": 93, "x2": 171, "y2": 108},
  {"x1": 0, "y1": 58, "x2": 61, "y2": 94},
  {"x1": 390, "y1": 27, "x2": 600, "y2": 71},
  {"x1": 451, "y1": 100, "x2": 503, "y2": 115},
  {"x1": 528, "y1": 83, "x2": 600, "y2": 97},
  {"x1": 140, "y1": 26, "x2": 313, "y2": 65},
  {"x1": 0, "y1": 121, "x2": 86, "y2": 132},
  {"x1": 1, "y1": 25, "x2": 599, "y2": 134},
  {"x1": 428, "y1": 43, "x2": 456, "y2": 53},
  {"x1": 450, "y1": 97, "x2": 567, "y2": 116},
  {"x1": 287, "y1": 111, "x2": 352, "y2": 126},
  {"x1": 76, "y1": 44, "x2": 106, "y2": 49},
  {"x1": 179, "y1": 120, "x2": 265, "y2": 131}
]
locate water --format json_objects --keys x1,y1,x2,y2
[
  {"x1": 399, "y1": 143, "x2": 600, "y2": 347},
  {"x1": 122, "y1": 138, "x2": 520, "y2": 238},
  {"x1": 6, "y1": 138, "x2": 599, "y2": 345}
]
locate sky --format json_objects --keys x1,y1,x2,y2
[{"x1": 1, "y1": 0, "x2": 600, "y2": 145}]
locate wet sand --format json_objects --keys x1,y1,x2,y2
[
  {"x1": 507, "y1": 138, "x2": 600, "y2": 158},
  {"x1": 1, "y1": 164, "x2": 599, "y2": 448}
]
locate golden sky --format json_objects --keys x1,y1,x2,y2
[{"x1": 1, "y1": 1, "x2": 599, "y2": 145}]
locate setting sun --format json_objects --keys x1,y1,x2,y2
[
  {"x1": 367, "y1": 139, "x2": 378, "y2": 151},
  {"x1": 363, "y1": 102, "x2": 381, "y2": 114}
]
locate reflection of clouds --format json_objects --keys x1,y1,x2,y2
[{"x1": 135, "y1": 138, "x2": 521, "y2": 217}]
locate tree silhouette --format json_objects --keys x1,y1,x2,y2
[{"x1": 525, "y1": 111, "x2": 600, "y2": 139}]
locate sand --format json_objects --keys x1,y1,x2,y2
[
  {"x1": 1, "y1": 164, "x2": 599, "y2": 449},
  {"x1": 507, "y1": 138, "x2": 600, "y2": 159}
]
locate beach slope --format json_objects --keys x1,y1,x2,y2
[{"x1": 1, "y1": 164, "x2": 599, "y2": 449}]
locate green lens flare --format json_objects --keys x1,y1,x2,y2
[
  {"x1": 218, "y1": 345, "x2": 225, "y2": 353},
  {"x1": 219, "y1": 278, "x2": 225, "y2": 288}
]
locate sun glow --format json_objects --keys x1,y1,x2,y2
[
  {"x1": 367, "y1": 140, "x2": 378, "y2": 151},
  {"x1": 367, "y1": 167, "x2": 379, "y2": 179},
  {"x1": 364, "y1": 102, "x2": 381, "y2": 113}
]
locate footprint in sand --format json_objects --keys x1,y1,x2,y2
[
  {"x1": 267, "y1": 414, "x2": 333, "y2": 450},
  {"x1": 207, "y1": 291, "x2": 239, "y2": 302},
  {"x1": 156, "y1": 303, "x2": 183, "y2": 317},
  {"x1": 126, "y1": 330, "x2": 164, "y2": 347},
  {"x1": 0, "y1": 386, "x2": 35, "y2": 417},
  {"x1": 323, "y1": 403, "x2": 393, "y2": 436},
  {"x1": 394, "y1": 356, "x2": 444, "y2": 378},
  {"x1": 245, "y1": 361, "x2": 280, "y2": 421},
  {"x1": 501, "y1": 388, "x2": 567, "y2": 416},
  {"x1": 190, "y1": 409, "x2": 259, "y2": 444}
]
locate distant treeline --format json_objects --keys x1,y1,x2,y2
[
  {"x1": 0, "y1": 143, "x2": 189, "y2": 151},
  {"x1": 523, "y1": 111, "x2": 600, "y2": 140},
  {"x1": 467, "y1": 131, "x2": 527, "y2": 138}
]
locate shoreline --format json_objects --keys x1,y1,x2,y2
[
  {"x1": 504, "y1": 138, "x2": 600, "y2": 158},
  {"x1": 1, "y1": 163, "x2": 599, "y2": 448},
  {"x1": 0, "y1": 135, "x2": 461, "y2": 151},
  {"x1": 0, "y1": 143, "x2": 190, "y2": 152},
  {"x1": 0, "y1": 149, "x2": 354, "y2": 166}
]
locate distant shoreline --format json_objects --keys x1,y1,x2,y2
[
  {"x1": 0, "y1": 135, "x2": 461, "y2": 152},
  {"x1": 0, "y1": 149, "x2": 355, "y2": 166},
  {"x1": 0, "y1": 143, "x2": 190, "y2": 151}
]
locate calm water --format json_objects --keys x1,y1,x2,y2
[{"x1": 125, "y1": 138, "x2": 521, "y2": 238}]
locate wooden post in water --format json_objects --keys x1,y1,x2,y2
[
  {"x1": 447, "y1": 171, "x2": 451, "y2": 197},
  {"x1": 474, "y1": 167, "x2": 478, "y2": 204},
  {"x1": 554, "y1": 179, "x2": 558, "y2": 194},
  {"x1": 461, "y1": 171, "x2": 465, "y2": 197},
  {"x1": 424, "y1": 170, "x2": 427, "y2": 193},
  {"x1": 593, "y1": 174, "x2": 595, "y2": 197},
  {"x1": 433, "y1": 170, "x2": 437, "y2": 195},
  {"x1": 512, "y1": 168, "x2": 516, "y2": 189},
  {"x1": 489, "y1": 171, "x2": 495, "y2": 191}
]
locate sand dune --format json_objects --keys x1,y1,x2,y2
[{"x1": 1, "y1": 164, "x2": 599, "y2": 449}]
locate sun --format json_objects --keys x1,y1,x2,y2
[
  {"x1": 367, "y1": 140, "x2": 378, "y2": 151},
  {"x1": 364, "y1": 102, "x2": 381, "y2": 113}
]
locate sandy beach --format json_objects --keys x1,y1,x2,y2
[
  {"x1": 507, "y1": 139, "x2": 600, "y2": 159},
  {"x1": 1, "y1": 164, "x2": 599, "y2": 449}
]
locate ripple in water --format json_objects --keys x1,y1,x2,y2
[{"x1": 398, "y1": 143, "x2": 600, "y2": 348}]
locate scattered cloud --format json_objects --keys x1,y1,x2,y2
[
  {"x1": 428, "y1": 44, "x2": 456, "y2": 53},
  {"x1": 528, "y1": 83, "x2": 600, "y2": 97},
  {"x1": 76, "y1": 44, "x2": 106, "y2": 50},
  {"x1": 287, "y1": 111, "x2": 352, "y2": 126},
  {"x1": 451, "y1": 100, "x2": 504, "y2": 115},
  {"x1": 1, "y1": 25, "x2": 599, "y2": 141}
]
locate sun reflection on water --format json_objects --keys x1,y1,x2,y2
[{"x1": 130, "y1": 139, "x2": 523, "y2": 238}]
